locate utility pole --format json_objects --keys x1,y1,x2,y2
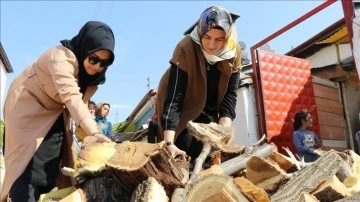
[
  {"x1": 147, "y1": 76, "x2": 150, "y2": 91},
  {"x1": 115, "y1": 110, "x2": 118, "y2": 124}
]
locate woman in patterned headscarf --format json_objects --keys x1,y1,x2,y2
[
  {"x1": 156, "y1": 6, "x2": 242, "y2": 162},
  {"x1": 1, "y1": 21, "x2": 115, "y2": 201}
]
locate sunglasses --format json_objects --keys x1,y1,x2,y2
[{"x1": 88, "y1": 54, "x2": 111, "y2": 68}]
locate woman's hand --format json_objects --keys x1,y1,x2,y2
[
  {"x1": 166, "y1": 144, "x2": 187, "y2": 158},
  {"x1": 93, "y1": 133, "x2": 111, "y2": 142}
]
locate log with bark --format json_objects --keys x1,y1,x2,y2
[{"x1": 270, "y1": 151, "x2": 344, "y2": 202}]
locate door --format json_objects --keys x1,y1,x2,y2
[{"x1": 255, "y1": 50, "x2": 320, "y2": 155}]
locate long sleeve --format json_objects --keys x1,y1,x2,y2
[
  {"x1": 293, "y1": 130, "x2": 315, "y2": 153},
  {"x1": 219, "y1": 71, "x2": 239, "y2": 120},
  {"x1": 105, "y1": 122, "x2": 113, "y2": 138},
  {"x1": 160, "y1": 64, "x2": 187, "y2": 131}
]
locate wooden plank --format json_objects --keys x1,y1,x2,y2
[
  {"x1": 315, "y1": 97, "x2": 343, "y2": 115},
  {"x1": 317, "y1": 111, "x2": 346, "y2": 128},
  {"x1": 319, "y1": 125, "x2": 345, "y2": 140},
  {"x1": 324, "y1": 146, "x2": 347, "y2": 152},
  {"x1": 311, "y1": 65, "x2": 347, "y2": 80},
  {"x1": 313, "y1": 84, "x2": 340, "y2": 101},
  {"x1": 322, "y1": 139, "x2": 347, "y2": 150}
]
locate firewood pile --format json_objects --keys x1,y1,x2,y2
[{"x1": 40, "y1": 121, "x2": 360, "y2": 202}]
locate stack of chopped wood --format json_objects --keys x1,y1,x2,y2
[{"x1": 41, "y1": 122, "x2": 360, "y2": 202}]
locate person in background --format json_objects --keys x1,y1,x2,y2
[
  {"x1": 88, "y1": 100, "x2": 97, "y2": 120},
  {"x1": 156, "y1": 6, "x2": 242, "y2": 161},
  {"x1": 1, "y1": 21, "x2": 115, "y2": 201},
  {"x1": 95, "y1": 102, "x2": 113, "y2": 139},
  {"x1": 75, "y1": 100, "x2": 97, "y2": 142},
  {"x1": 293, "y1": 109, "x2": 325, "y2": 162}
]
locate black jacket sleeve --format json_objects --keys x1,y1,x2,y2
[
  {"x1": 219, "y1": 72, "x2": 239, "y2": 120},
  {"x1": 160, "y1": 64, "x2": 188, "y2": 131}
]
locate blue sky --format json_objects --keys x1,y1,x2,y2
[{"x1": 1, "y1": 1, "x2": 344, "y2": 124}]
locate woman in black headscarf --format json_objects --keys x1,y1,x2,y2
[{"x1": 1, "y1": 21, "x2": 115, "y2": 201}]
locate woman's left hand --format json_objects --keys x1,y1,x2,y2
[{"x1": 219, "y1": 117, "x2": 232, "y2": 127}]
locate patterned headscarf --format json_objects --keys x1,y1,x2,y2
[
  {"x1": 190, "y1": 6, "x2": 238, "y2": 64},
  {"x1": 60, "y1": 21, "x2": 115, "y2": 94}
]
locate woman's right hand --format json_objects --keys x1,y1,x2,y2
[
  {"x1": 93, "y1": 133, "x2": 111, "y2": 142},
  {"x1": 166, "y1": 144, "x2": 187, "y2": 158}
]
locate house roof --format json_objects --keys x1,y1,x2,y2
[
  {"x1": 0, "y1": 42, "x2": 14, "y2": 73},
  {"x1": 285, "y1": 18, "x2": 348, "y2": 59}
]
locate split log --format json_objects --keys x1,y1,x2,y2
[
  {"x1": 331, "y1": 150, "x2": 358, "y2": 187},
  {"x1": 186, "y1": 121, "x2": 235, "y2": 149},
  {"x1": 334, "y1": 191, "x2": 360, "y2": 201},
  {"x1": 186, "y1": 121, "x2": 235, "y2": 183},
  {"x1": 38, "y1": 187, "x2": 82, "y2": 202},
  {"x1": 246, "y1": 156, "x2": 292, "y2": 192},
  {"x1": 186, "y1": 143, "x2": 277, "y2": 188},
  {"x1": 233, "y1": 177, "x2": 270, "y2": 202},
  {"x1": 270, "y1": 151, "x2": 343, "y2": 202},
  {"x1": 298, "y1": 193, "x2": 320, "y2": 202},
  {"x1": 311, "y1": 175, "x2": 351, "y2": 202},
  {"x1": 269, "y1": 151, "x2": 298, "y2": 172},
  {"x1": 171, "y1": 188, "x2": 185, "y2": 202},
  {"x1": 210, "y1": 144, "x2": 246, "y2": 165},
  {"x1": 183, "y1": 175, "x2": 250, "y2": 202},
  {"x1": 130, "y1": 177, "x2": 169, "y2": 202}
]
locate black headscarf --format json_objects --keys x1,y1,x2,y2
[{"x1": 60, "y1": 21, "x2": 115, "y2": 94}]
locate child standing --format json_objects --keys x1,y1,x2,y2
[
  {"x1": 293, "y1": 109, "x2": 325, "y2": 162},
  {"x1": 88, "y1": 100, "x2": 96, "y2": 120}
]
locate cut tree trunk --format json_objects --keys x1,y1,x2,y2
[
  {"x1": 73, "y1": 140, "x2": 188, "y2": 201},
  {"x1": 105, "y1": 141, "x2": 187, "y2": 196},
  {"x1": 270, "y1": 151, "x2": 343, "y2": 202},
  {"x1": 183, "y1": 175, "x2": 251, "y2": 202}
]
